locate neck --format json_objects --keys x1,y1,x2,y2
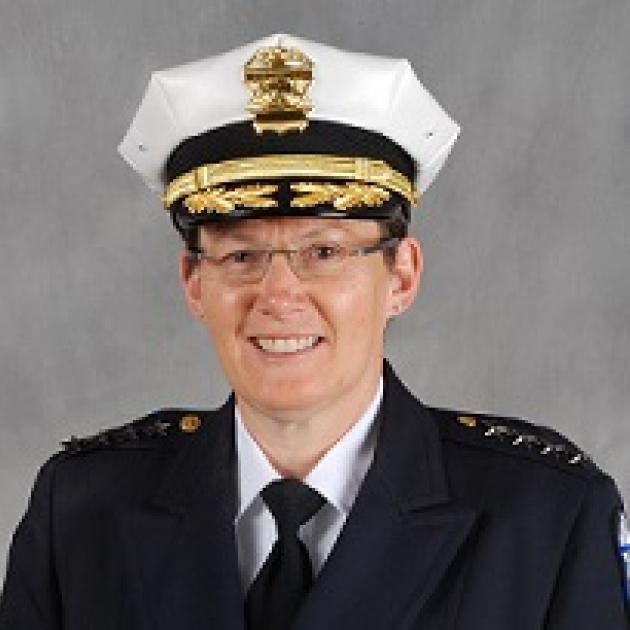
[{"x1": 236, "y1": 363, "x2": 383, "y2": 479}]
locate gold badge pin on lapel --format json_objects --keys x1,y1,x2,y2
[
  {"x1": 244, "y1": 45, "x2": 314, "y2": 134},
  {"x1": 180, "y1": 414, "x2": 202, "y2": 433},
  {"x1": 457, "y1": 415, "x2": 477, "y2": 428}
]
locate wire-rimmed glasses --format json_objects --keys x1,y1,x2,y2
[{"x1": 186, "y1": 236, "x2": 400, "y2": 284}]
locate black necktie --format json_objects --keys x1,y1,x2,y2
[{"x1": 244, "y1": 478, "x2": 326, "y2": 630}]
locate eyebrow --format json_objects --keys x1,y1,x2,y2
[
  {"x1": 212, "y1": 232, "x2": 261, "y2": 245},
  {"x1": 206, "y1": 224, "x2": 354, "y2": 245},
  {"x1": 298, "y1": 226, "x2": 353, "y2": 239}
]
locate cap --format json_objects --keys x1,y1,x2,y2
[{"x1": 118, "y1": 33, "x2": 460, "y2": 232}]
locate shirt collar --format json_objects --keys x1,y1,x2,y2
[{"x1": 235, "y1": 376, "x2": 383, "y2": 522}]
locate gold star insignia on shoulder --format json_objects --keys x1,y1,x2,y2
[
  {"x1": 452, "y1": 412, "x2": 593, "y2": 469},
  {"x1": 60, "y1": 415, "x2": 174, "y2": 455}
]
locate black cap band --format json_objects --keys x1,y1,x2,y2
[
  {"x1": 166, "y1": 120, "x2": 415, "y2": 184},
  {"x1": 165, "y1": 120, "x2": 416, "y2": 230}
]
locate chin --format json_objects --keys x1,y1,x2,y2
[{"x1": 245, "y1": 379, "x2": 333, "y2": 414}]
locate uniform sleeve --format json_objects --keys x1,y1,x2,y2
[
  {"x1": 0, "y1": 456, "x2": 63, "y2": 630},
  {"x1": 545, "y1": 473, "x2": 629, "y2": 629}
]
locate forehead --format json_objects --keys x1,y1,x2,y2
[{"x1": 199, "y1": 217, "x2": 381, "y2": 242}]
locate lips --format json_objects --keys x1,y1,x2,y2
[{"x1": 249, "y1": 335, "x2": 324, "y2": 354}]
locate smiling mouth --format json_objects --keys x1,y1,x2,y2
[{"x1": 249, "y1": 335, "x2": 324, "y2": 354}]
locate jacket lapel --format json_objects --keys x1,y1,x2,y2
[
  {"x1": 120, "y1": 361, "x2": 477, "y2": 629},
  {"x1": 120, "y1": 395, "x2": 246, "y2": 630},
  {"x1": 293, "y1": 360, "x2": 478, "y2": 629}
]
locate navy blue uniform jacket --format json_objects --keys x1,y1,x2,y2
[{"x1": 1, "y1": 361, "x2": 628, "y2": 629}]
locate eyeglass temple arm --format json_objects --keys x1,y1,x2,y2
[{"x1": 354, "y1": 236, "x2": 401, "y2": 255}]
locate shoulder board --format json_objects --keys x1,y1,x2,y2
[
  {"x1": 431, "y1": 405, "x2": 598, "y2": 473},
  {"x1": 59, "y1": 408, "x2": 207, "y2": 456}
]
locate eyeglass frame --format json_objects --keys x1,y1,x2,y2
[{"x1": 185, "y1": 235, "x2": 401, "y2": 284}]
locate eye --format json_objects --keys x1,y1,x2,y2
[
  {"x1": 222, "y1": 250, "x2": 260, "y2": 264},
  {"x1": 308, "y1": 243, "x2": 343, "y2": 260}
]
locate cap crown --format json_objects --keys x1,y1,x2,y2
[{"x1": 118, "y1": 33, "x2": 460, "y2": 196}]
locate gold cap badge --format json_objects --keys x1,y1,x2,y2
[{"x1": 244, "y1": 45, "x2": 314, "y2": 135}]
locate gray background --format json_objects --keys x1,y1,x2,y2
[{"x1": 1, "y1": 0, "x2": 628, "y2": 572}]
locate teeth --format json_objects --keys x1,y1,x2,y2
[{"x1": 255, "y1": 336, "x2": 320, "y2": 353}]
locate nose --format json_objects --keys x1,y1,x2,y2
[{"x1": 254, "y1": 250, "x2": 306, "y2": 317}]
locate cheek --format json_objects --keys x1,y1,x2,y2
[
  {"x1": 325, "y1": 273, "x2": 389, "y2": 342},
  {"x1": 198, "y1": 285, "x2": 247, "y2": 348}
]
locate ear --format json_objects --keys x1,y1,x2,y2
[
  {"x1": 178, "y1": 249, "x2": 205, "y2": 321},
  {"x1": 385, "y1": 236, "x2": 423, "y2": 320}
]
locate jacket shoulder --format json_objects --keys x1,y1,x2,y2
[
  {"x1": 428, "y1": 404, "x2": 604, "y2": 480},
  {"x1": 56, "y1": 407, "x2": 209, "y2": 458}
]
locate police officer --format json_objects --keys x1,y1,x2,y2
[{"x1": 0, "y1": 33, "x2": 628, "y2": 629}]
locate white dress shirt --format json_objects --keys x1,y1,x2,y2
[{"x1": 234, "y1": 376, "x2": 383, "y2": 592}]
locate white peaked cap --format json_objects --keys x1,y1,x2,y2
[{"x1": 118, "y1": 33, "x2": 460, "y2": 196}]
